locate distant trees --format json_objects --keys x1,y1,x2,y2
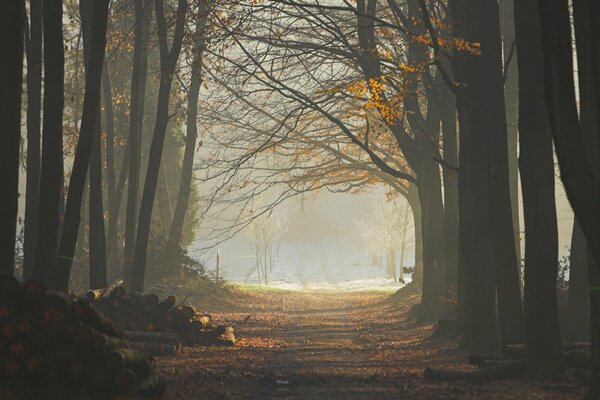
[{"x1": 354, "y1": 194, "x2": 414, "y2": 281}]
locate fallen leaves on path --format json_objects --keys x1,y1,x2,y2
[{"x1": 148, "y1": 290, "x2": 585, "y2": 400}]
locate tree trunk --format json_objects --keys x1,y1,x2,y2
[
  {"x1": 164, "y1": 1, "x2": 210, "y2": 266},
  {"x1": 107, "y1": 146, "x2": 129, "y2": 274},
  {"x1": 449, "y1": 0, "x2": 501, "y2": 355},
  {"x1": 565, "y1": 220, "x2": 590, "y2": 342},
  {"x1": 483, "y1": 0, "x2": 524, "y2": 347},
  {"x1": 34, "y1": 0, "x2": 64, "y2": 284},
  {"x1": 102, "y1": 60, "x2": 116, "y2": 213},
  {"x1": 81, "y1": 0, "x2": 108, "y2": 289},
  {"x1": 500, "y1": 0, "x2": 522, "y2": 268},
  {"x1": 23, "y1": 0, "x2": 43, "y2": 280},
  {"x1": 516, "y1": 0, "x2": 564, "y2": 379},
  {"x1": 131, "y1": 0, "x2": 187, "y2": 292},
  {"x1": 417, "y1": 154, "x2": 446, "y2": 322},
  {"x1": 440, "y1": 85, "x2": 459, "y2": 293},
  {"x1": 0, "y1": 0, "x2": 25, "y2": 275},
  {"x1": 53, "y1": 0, "x2": 110, "y2": 291},
  {"x1": 123, "y1": 0, "x2": 152, "y2": 288},
  {"x1": 406, "y1": 185, "x2": 423, "y2": 285},
  {"x1": 580, "y1": 0, "x2": 600, "y2": 395}
]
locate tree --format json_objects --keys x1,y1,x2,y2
[
  {"x1": 53, "y1": 0, "x2": 110, "y2": 291},
  {"x1": 164, "y1": 0, "x2": 211, "y2": 266},
  {"x1": 131, "y1": 0, "x2": 188, "y2": 292},
  {"x1": 123, "y1": 0, "x2": 153, "y2": 288},
  {"x1": 0, "y1": 0, "x2": 25, "y2": 275},
  {"x1": 80, "y1": 0, "x2": 108, "y2": 289},
  {"x1": 23, "y1": 0, "x2": 43, "y2": 280},
  {"x1": 34, "y1": 0, "x2": 65, "y2": 284},
  {"x1": 515, "y1": 0, "x2": 564, "y2": 379}
]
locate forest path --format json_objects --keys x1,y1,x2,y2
[{"x1": 154, "y1": 290, "x2": 583, "y2": 400}]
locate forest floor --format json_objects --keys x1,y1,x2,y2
[{"x1": 151, "y1": 287, "x2": 585, "y2": 400}]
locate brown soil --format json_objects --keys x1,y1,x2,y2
[{"x1": 152, "y1": 289, "x2": 585, "y2": 399}]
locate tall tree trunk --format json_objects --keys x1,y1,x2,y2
[
  {"x1": 577, "y1": 1, "x2": 600, "y2": 394},
  {"x1": 23, "y1": 0, "x2": 43, "y2": 280},
  {"x1": 449, "y1": 0, "x2": 501, "y2": 355},
  {"x1": 440, "y1": 85, "x2": 459, "y2": 293},
  {"x1": 565, "y1": 220, "x2": 589, "y2": 341},
  {"x1": 123, "y1": 0, "x2": 153, "y2": 288},
  {"x1": 103, "y1": 60, "x2": 116, "y2": 218},
  {"x1": 406, "y1": 185, "x2": 423, "y2": 285},
  {"x1": 89, "y1": 112, "x2": 107, "y2": 288},
  {"x1": 515, "y1": 0, "x2": 564, "y2": 379},
  {"x1": 501, "y1": 0, "x2": 522, "y2": 268},
  {"x1": 482, "y1": 0, "x2": 524, "y2": 346},
  {"x1": 81, "y1": 0, "x2": 108, "y2": 289},
  {"x1": 164, "y1": 1, "x2": 209, "y2": 265},
  {"x1": 34, "y1": 0, "x2": 64, "y2": 284},
  {"x1": 52, "y1": 0, "x2": 109, "y2": 291},
  {"x1": 417, "y1": 154, "x2": 447, "y2": 322},
  {"x1": 131, "y1": 0, "x2": 187, "y2": 292},
  {"x1": 107, "y1": 146, "x2": 129, "y2": 274},
  {"x1": 0, "y1": 0, "x2": 25, "y2": 275}
]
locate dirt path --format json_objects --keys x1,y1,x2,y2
[{"x1": 155, "y1": 290, "x2": 584, "y2": 399}]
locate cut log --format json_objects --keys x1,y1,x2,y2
[
  {"x1": 0, "y1": 299, "x2": 16, "y2": 321},
  {"x1": 0, "y1": 274, "x2": 21, "y2": 299},
  {"x1": 424, "y1": 359, "x2": 526, "y2": 383},
  {"x1": 91, "y1": 329, "x2": 131, "y2": 352},
  {"x1": 21, "y1": 279, "x2": 46, "y2": 304},
  {"x1": 563, "y1": 349, "x2": 591, "y2": 369},
  {"x1": 132, "y1": 342, "x2": 177, "y2": 356},
  {"x1": 72, "y1": 299, "x2": 123, "y2": 338},
  {"x1": 85, "y1": 280, "x2": 125, "y2": 301},
  {"x1": 217, "y1": 326, "x2": 236, "y2": 346},
  {"x1": 124, "y1": 330, "x2": 180, "y2": 344},
  {"x1": 135, "y1": 374, "x2": 168, "y2": 397},
  {"x1": 114, "y1": 368, "x2": 136, "y2": 390},
  {"x1": 106, "y1": 348, "x2": 152, "y2": 378},
  {"x1": 503, "y1": 343, "x2": 591, "y2": 359},
  {"x1": 35, "y1": 293, "x2": 72, "y2": 333}
]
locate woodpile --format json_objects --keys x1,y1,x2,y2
[
  {"x1": 0, "y1": 274, "x2": 165, "y2": 398},
  {"x1": 86, "y1": 281, "x2": 236, "y2": 347}
]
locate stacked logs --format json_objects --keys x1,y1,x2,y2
[
  {"x1": 0, "y1": 274, "x2": 164, "y2": 398},
  {"x1": 86, "y1": 282, "x2": 236, "y2": 347}
]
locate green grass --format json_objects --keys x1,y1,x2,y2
[{"x1": 231, "y1": 283, "x2": 290, "y2": 293}]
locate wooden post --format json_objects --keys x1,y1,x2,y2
[{"x1": 216, "y1": 248, "x2": 220, "y2": 280}]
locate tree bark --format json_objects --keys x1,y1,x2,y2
[
  {"x1": 23, "y1": 0, "x2": 43, "y2": 280},
  {"x1": 80, "y1": 0, "x2": 108, "y2": 289},
  {"x1": 164, "y1": 0, "x2": 210, "y2": 267},
  {"x1": 516, "y1": 0, "x2": 564, "y2": 379},
  {"x1": 483, "y1": 0, "x2": 524, "y2": 346},
  {"x1": 123, "y1": 0, "x2": 153, "y2": 288},
  {"x1": 440, "y1": 85, "x2": 459, "y2": 293},
  {"x1": 0, "y1": 0, "x2": 25, "y2": 275},
  {"x1": 34, "y1": 0, "x2": 64, "y2": 284},
  {"x1": 52, "y1": 0, "x2": 110, "y2": 291},
  {"x1": 576, "y1": 0, "x2": 600, "y2": 394},
  {"x1": 565, "y1": 220, "x2": 589, "y2": 342},
  {"x1": 131, "y1": 0, "x2": 187, "y2": 292},
  {"x1": 500, "y1": 0, "x2": 522, "y2": 269},
  {"x1": 449, "y1": 0, "x2": 501, "y2": 355}
]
